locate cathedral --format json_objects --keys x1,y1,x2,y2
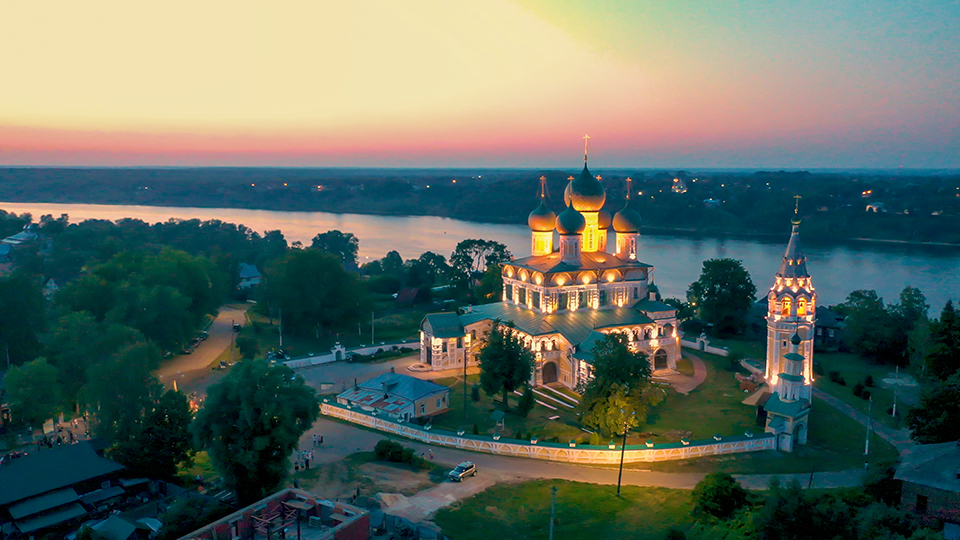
[{"x1": 420, "y1": 145, "x2": 682, "y2": 391}]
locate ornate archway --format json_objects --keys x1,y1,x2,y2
[
  {"x1": 653, "y1": 349, "x2": 668, "y2": 370},
  {"x1": 542, "y1": 362, "x2": 559, "y2": 384}
]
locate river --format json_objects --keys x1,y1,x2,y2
[{"x1": 2, "y1": 202, "x2": 958, "y2": 310}]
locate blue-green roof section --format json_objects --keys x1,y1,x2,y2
[
  {"x1": 634, "y1": 299, "x2": 677, "y2": 314},
  {"x1": 574, "y1": 330, "x2": 607, "y2": 362},
  {"x1": 422, "y1": 313, "x2": 464, "y2": 339},
  {"x1": 764, "y1": 393, "x2": 810, "y2": 418}
]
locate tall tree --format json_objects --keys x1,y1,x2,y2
[
  {"x1": 263, "y1": 249, "x2": 369, "y2": 336},
  {"x1": 908, "y1": 373, "x2": 960, "y2": 444},
  {"x1": 450, "y1": 239, "x2": 511, "y2": 286},
  {"x1": 0, "y1": 273, "x2": 45, "y2": 366},
  {"x1": 925, "y1": 300, "x2": 960, "y2": 380},
  {"x1": 836, "y1": 290, "x2": 905, "y2": 363},
  {"x1": 478, "y1": 322, "x2": 533, "y2": 410},
  {"x1": 110, "y1": 390, "x2": 193, "y2": 480},
  {"x1": 4, "y1": 357, "x2": 62, "y2": 428},
  {"x1": 310, "y1": 230, "x2": 359, "y2": 266},
  {"x1": 578, "y1": 333, "x2": 664, "y2": 437},
  {"x1": 192, "y1": 360, "x2": 319, "y2": 506},
  {"x1": 686, "y1": 258, "x2": 756, "y2": 335},
  {"x1": 87, "y1": 341, "x2": 164, "y2": 442}
]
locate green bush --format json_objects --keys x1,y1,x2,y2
[
  {"x1": 472, "y1": 424, "x2": 479, "y2": 435},
  {"x1": 853, "y1": 383, "x2": 865, "y2": 397},
  {"x1": 865, "y1": 375, "x2": 875, "y2": 387},
  {"x1": 692, "y1": 472, "x2": 750, "y2": 519},
  {"x1": 517, "y1": 386, "x2": 535, "y2": 417},
  {"x1": 589, "y1": 432, "x2": 602, "y2": 446},
  {"x1": 470, "y1": 384, "x2": 481, "y2": 402}
]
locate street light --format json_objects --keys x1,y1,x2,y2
[{"x1": 616, "y1": 409, "x2": 636, "y2": 496}]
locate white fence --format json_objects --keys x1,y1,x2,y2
[
  {"x1": 284, "y1": 341, "x2": 421, "y2": 370},
  {"x1": 321, "y1": 402, "x2": 775, "y2": 464},
  {"x1": 680, "y1": 338, "x2": 730, "y2": 357}
]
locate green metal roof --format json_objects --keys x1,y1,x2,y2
[
  {"x1": 779, "y1": 373, "x2": 804, "y2": 383},
  {"x1": 422, "y1": 312, "x2": 464, "y2": 339},
  {"x1": 633, "y1": 299, "x2": 678, "y2": 314},
  {"x1": 8, "y1": 488, "x2": 78, "y2": 520},
  {"x1": 574, "y1": 330, "x2": 607, "y2": 362},
  {"x1": 763, "y1": 393, "x2": 810, "y2": 418},
  {"x1": 0, "y1": 442, "x2": 124, "y2": 506},
  {"x1": 459, "y1": 302, "x2": 653, "y2": 347}
]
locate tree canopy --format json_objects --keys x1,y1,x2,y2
[
  {"x1": 478, "y1": 322, "x2": 533, "y2": 410},
  {"x1": 192, "y1": 360, "x2": 319, "y2": 506},
  {"x1": 687, "y1": 258, "x2": 756, "y2": 335},
  {"x1": 908, "y1": 373, "x2": 960, "y2": 444},
  {"x1": 0, "y1": 273, "x2": 46, "y2": 366},
  {"x1": 578, "y1": 333, "x2": 664, "y2": 437},
  {"x1": 86, "y1": 341, "x2": 164, "y2": 442},
  {"x1": 450, "y1": 239, "x2": 511, "y2": 286},
  {"x1": 692, "y1": 472, "x2": 750, "y2": 519},
  {"x1": 4, "y1": 357, "x2": 61, "y2": 428},
  {"x1": 924, "y1": 300, "x2": 960, "y2": 380},
  {"x1": 110, "y1": 389, "x2": 193, "y2": 480},
  {"x1": 310, "y1": 230, "x2": 359, "y2": 267}
]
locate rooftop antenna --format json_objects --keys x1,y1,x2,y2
[{"x1": 583, "y1": 134, "x2": 590, "y2": 164}]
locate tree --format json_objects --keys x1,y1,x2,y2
[
  {"x1": 192, "y1": 360, "x2": 319, "y2": 506},
  {"x1": 87, "y1": 341, "x2": 164, "y2": 442},
  {"x1": 891, "y1": 286, "x2": 929, "y2": 329},
  {"x1": 686, "y1": 258, "x2": 756, "y2": 335},
  {"x1": 692, "y1": 472, "x2": 750, "y2": 519},
  {"x1": 263, "y1": 249, "x2": 370, "y2": 336},
  {"x1": 380, "y1": 250, "x2": 404, "y2": 277},
  {"x1": 4, "y1": 358, "x2": 61, "y2": 428},
  {"x1": 450, "y1": 239, "x2": 511, "y2": 286},
  {"x1": 924, "y1": 301, "x2": 960, "y2": 380},
  {"x1": 473, "y1": 265, "x2": 503, "y2": 304},
  {"x1": 836, "y1": 290, "x2": 906, "y2": 363},
  {"x1": 662, "y1": 298, "x2": 695, "y2": 320},
  {"x1": 0, "y1": 273, "x2": 46, "y2": 366},
  {"x1": 110, "y1": 390, "x2": 193, "y2": 480},
  {"x1": 310, "y1": 230, "x2": 359, "y2": 266},
  {"x1": 235, "y1": 334, "x2": 260, "y2": 360},
  {"x1": 578, "y1": 333, "x2": 664, "y2": 436},
  {"x1": 517, "y1": 386, "x2": 535, "y2": 417},
  {"x1": 478, "y1": 322, "x2": 533, "y2": 410},
  {"x1": 908, "y1": 373, "x2": 960, "y2": 443}
]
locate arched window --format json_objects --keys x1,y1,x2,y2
[
  {"x1": 797, "y1": 298, "x2": 807, "y2": 316},
  {"x1": 780, "y1": 297, "x2": 792, "y2": 316}
]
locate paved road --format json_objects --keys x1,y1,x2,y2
[{"x1": 156, "y1": 305, "x2": 246, "y2": 392}]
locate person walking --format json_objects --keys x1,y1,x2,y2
[
  {"x1": 319, "y1": 434, "x2": 323, "y2": 445},
  {"x1": 429, "y1": 449, "x2": 434, "y2": 461}
]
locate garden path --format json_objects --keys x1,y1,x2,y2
[
  {"x1": 659, "y1": 352, "x2": 708, "y2": 395},
  {"x1": 812, "y1": 388, "x2": 915, "y2": 454}
]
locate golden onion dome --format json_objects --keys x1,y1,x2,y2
[
  {"x1": 528, "y1": 199, "x2": 557, "y2": 232},
  {"x1": 556, "y1": 202, "x2": 586, "y2": 235},
  {"x1": 613, "y1": 199, "x2": 642, "y2": 233},
  {"x1": 563, "y1": 165, "x2": 606, "y2": 212}
]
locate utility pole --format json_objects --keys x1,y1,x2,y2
[
  {"x1": 230, "y1": 320, "x2": 235, "y2": 365},
  {"x1": 549, "y1": 485, "x2": 557, "y2": 540},
  {"x1": 616, "y1": 409, "x2": 635, "y2": 496},
  {"x1": 278, "y1": 308, "x2": 283, "y2": 349},
  {"x1": 891, "y1": 366, "x2": 899, "y2": 419},
  {"x1": 463, "y1": 352, "x2": 468, "y2": 422},
  {"x1": 371, "y1": 312, "x2": 375, "y2": 345},
  {"x1": 864, "y1": 395, "x2": 872, "y2": 469}
]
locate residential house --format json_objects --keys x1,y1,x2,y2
[
  {"x1": 237, "y1": 263, "x2": 261, "y2": 289},
  {"x1": 337, "y1": 370, "x2": 450, "y2": 422},
  {"x1": 895, "y1": 441, "x2": 960, "y2": 536}
]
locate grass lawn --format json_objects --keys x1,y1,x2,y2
[
  {"x1": 429, "y1": 374, "x2": 586, "y2": 443},
  {"x1": 675, "y1": 357, "x2": 695, "y2": 377},
  {"x1": 814, "y1": 353, "x2": 912, "y2": 429},
  {"x1": 177, "y1": 451, "x2": 218, "y2": 486},
  {"x1": 633, "y1": 396, "x2": 899, "y2": 474},
  {"x1": 643, "y1": 352, "x2": 757, "y2": 444},
  {"x1": 706, "y1": 336, "x2": 766, "y2": 360},
  {"x1": 433, "y1": 480, "x2": 694, "y2": 540}
]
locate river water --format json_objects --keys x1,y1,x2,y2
[{"x1": 2, "y1": 202, "x2": 958, "y2": 310}]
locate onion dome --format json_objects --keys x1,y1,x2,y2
[
  {"x1": 528, "y1": 200, "x2": 557, "y2": 232},
  {"x1": 563, "y1": 165, "x2": 606, "y2": 212},
  {"x1": 597, "y1": 210, "x2": 612, "y2": 230},
  {"x1": 791, "y1": 332, "x2": 802, "y2": 345},
  {"x1": 556, "y1": 202, "x2": 586, "y2": 235},
  {"x1": 613, "y1": 199, "x2": 642, "y2": 233}
]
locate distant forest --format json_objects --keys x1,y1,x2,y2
[{"x1": 1, "y1": 167, "x2": 959, "y2": 244}]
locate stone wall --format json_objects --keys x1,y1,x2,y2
[{"x1": 321, "y1": 401, "x2": 775, "y2": 464}]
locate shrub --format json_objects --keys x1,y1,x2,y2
[
  {"x1": 665, "y1": 528, "x2": 687, "y2": 540},
  {"x1": 853, "y1": 383, "x2": 865, "y2": 397},
  {"x1": 861, "y1": 390, "x2": 871, "y2": 401},
  {"x1": 472, "y1": 424, "x2": 479, "y2": 435},
  {"x1": 865, "y1": 375, "x2": 875, "y2": 387},
  {"x1": 589, "y1": 432, "x2": 602, "y2": 446},
  {"x1": 693, "y1": 472, "x2": 750, "y2": 519},
  {"x1": 374, "y1": 440, "x2": 404, "y2": 462},
  {"x1": 829, "y1": 371, "x2": 842, "y2": 384},
  {"x1": 470, "y1": 384, "x2": 481, "y2": 402}
]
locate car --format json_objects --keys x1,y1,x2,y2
[
  {"x1": 219, "y1": 361, "x2": 227, "y2": 370},
  {"x1": 198, "y1": 331, "x2": 209, "y2": 340},
  {"x1": 233, "y1": 323, "x2": 241, "y2": 332},
  {"x1": 448, "y1": 461, "x2": 477, "y2": 482}
]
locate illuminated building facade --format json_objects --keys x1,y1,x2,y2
[
  {"x1": 761, "y1": 213, "x2": 815, "y2": 451},
  {"x1": 420, "y1": 147, "x2": 681, "y2": 391}
]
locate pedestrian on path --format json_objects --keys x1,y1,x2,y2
[
  {"x1": 319, "y1": 434, "x2": 323, "y2": 445},
  {"x1": 429, "y1": 449, "x2": 433, "y2": 461}
]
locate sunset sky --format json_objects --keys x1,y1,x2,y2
[{"x1": 1, "y1": 1, "x2": 957, "y2": 168}]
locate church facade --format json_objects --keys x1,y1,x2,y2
[{"x1": 420, "y1": 149, "x2": 681, "y2": 391}]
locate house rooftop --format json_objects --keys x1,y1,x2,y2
[
  {"x1": 357, "y1": 372, "x2": 448, "y2": 402},
  {"x1": 0, "y1": 441, "x2": 124, "y2": 506},
  {"x1": 895, "y1": 440, "x2": 960, "y2": 493}
]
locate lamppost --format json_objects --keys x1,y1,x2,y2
[{"x1": 616, "y1": 409, "x2": 636, "y2": 496}]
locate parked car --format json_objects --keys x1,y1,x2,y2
[
  {"x1": 448, "y1": 461, "x2": 477, "y2": 482},
  {"x1": 233, "y1": 323, "x2": 241, "y2": 332},
  {"x1": 198, "y1": 331, "x2": 209, "y2": 340}
]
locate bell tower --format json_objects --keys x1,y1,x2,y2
[{"x1": 765, "y1": 204, "x2": 816, "y2": 388}]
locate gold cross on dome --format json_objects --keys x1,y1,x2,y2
[
  {"x1": 794, "y1": 195, "x2": 802, "y2": 214},
  {"x1": 583, "y1": 134, "x2": 590, "y2": 163},
  {"x1": 626, "y1": 177, "x2": 632, "y2": 199},
  {"x1": 539, "y1": 175, "x2": 548, "y2": 199}
]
